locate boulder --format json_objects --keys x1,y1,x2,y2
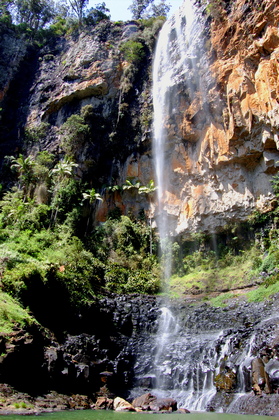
[
  {"x1": 93, "y1": 396, "x2": 113, "y2": 410},
  {"x1": 252, "y1": 357, "x2": 271, "y2": 395},
  {"x1": 177, "y1": 408, "x2": 190, "y2": 413},
  {"x1": 132, "y1": 393, "x2": 177, "y2": 412},
  {"x1": 113, "y1": 397, "x2": 135, "y2": 412},
  {"x1": 149, "y1": 397, "x2": 177, "y2": 412},
  {"x1": 264, "y1": 359, "x2": 279, "y2": 390},
  {"x1": 132, "y1": 392, "x2": 157, "y2": 410},
  {"x1": 214, "y1": 360, "x2": 237, "y2": 392}
]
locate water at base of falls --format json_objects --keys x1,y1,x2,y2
[{"x1": 130, "y1": 312, "x2": 223, "y2": 411}]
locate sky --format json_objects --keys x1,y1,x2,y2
[{"x1": 88, "y1": 0, "x2": 184, "y2": 22}]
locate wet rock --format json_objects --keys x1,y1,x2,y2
[
  {"x1": 177, "y1": 408, "x2": 190, "y2": 413},
  {"x1": 214, "y1": 364, "x2": 237, "y2": 392},
  {"x1": 227, "y1": 393, "x2": 279, "y2": 416},
  {"x1": 265, "y1": 359, "x2": 279, "y2": 390},
  {"x1": 252, "y1": 357, "x2": 271, "y2": 395},
  {"x1": 132, "y1": 393, "x2": 177, "y2": 412}
]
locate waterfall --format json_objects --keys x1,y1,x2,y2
[
  {"x1": 128, "y1": 1, "x2": 279, "y2": 413},
  {"x1": 152, "y1": 0, "x2": 204, "y2": 281}
]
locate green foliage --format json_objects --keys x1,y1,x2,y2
[
  {"x1": 120, "y1": 39, "x2": 145, "y2": 64},
  {"x1": 48, "y1": 16, "x2": 67, "y2": 36},
  {"x1": 24, "y1": 122, "x2": 50, "y2": 144},
  {"x1": 203, "y1": 0, "x2": 225, "y2": 19},
  {"x1": 247, "y1": 281, "x2": 279, "y2": 302},
  {"x1": 84, "y1": 2, "x2": 110, "y2": 25},
  {"x1": 271, "y1": 172, "x2": 279, "y2": 196},
  {"x1": 209, "y1": 292, "x2": 235, "y2": 307},
  {"x1": 86, "y1": 215, "x2": 160, "y2": 293},
  {"x1": 129, "y1": 0, "x2": 170, "y2": 19},
  {"x1": 59, "y1": 113, "x2": 90, "y2": 158},
  {"x1": 0, "y1": 291, "x2": 34, "y2": 334}
]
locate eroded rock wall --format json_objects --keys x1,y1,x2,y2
[{"x1": 158, "y1": 0, "x2": 279, "y2": 236}]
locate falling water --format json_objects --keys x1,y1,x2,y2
[
  {"x1": 152, "y1": 0, "x2": 203, "y2": 281},
  {"x1": 151, "y1": 0, "x2": 205, "y2": 396},
  {"x1": 129, "y1": 1, "x2": 279, "y2": 412}
]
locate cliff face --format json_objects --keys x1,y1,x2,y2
[
  {"x1": 155, "y1": 0, "x2": 279, "y2": 235},
  {"x1": 0, "y1": 19, "x2": 157, "y2": 214},
  {"x1": 1, "y1": 0, "x2": 279, "y2": 236}
]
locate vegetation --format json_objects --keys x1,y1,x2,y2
[
  {"x1": 0, "y1": 0, "x2": 111, "y2": 42},
  {"x1": 129, "y1": 0, "x2": 170, "y2": 20},
  {"x1": 0, "y1": 147, "x2": 161, "y2": 333},
  {"x1": 0, "y1": 291, "x2": 35, "y2": 334},
  {"x1": 2, "y1": 136, "x2": 279, "y2": 331}
]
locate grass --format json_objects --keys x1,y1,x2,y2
[
  {"x1": 0, "y1": 291, "x2": 35, "y2": 334},
  {"x1": 246, "y1": 282, "x2": 279, "y2": 302},
  {"x1": 209, "y1": 292, "x2": 237, "y2": 307},
  {"x1": 169, "y1": 253, "x2": 254, "y2": 297}
]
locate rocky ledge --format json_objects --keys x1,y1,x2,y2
[{"x1": 0, "y1": 386, "x2": 185, "y2": 415}]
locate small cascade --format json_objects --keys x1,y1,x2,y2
[{"x1": 129, "y1": 296, "x2": 279, "y2": 412}]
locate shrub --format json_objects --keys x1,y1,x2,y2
[
  {"x1": 120, "y1": 39, "x2": 145, "y2": 63},
  {"x1": 59, "y1": 114, "x2": 90, "y2": 158}
]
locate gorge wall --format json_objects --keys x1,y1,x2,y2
[
  {"x1": 1, "y1": 0, "x2": 279, "y2": 237},
  {"x1": 1, "y1": 294, "x2": 279, "y2": 415}
]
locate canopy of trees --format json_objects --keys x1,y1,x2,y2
[
  {"x1": 129, "y1": 0, "x2": 170, "y2": 20},
  {"x1": 0, "y1": 0, "x2": 110, "y2": 29}
]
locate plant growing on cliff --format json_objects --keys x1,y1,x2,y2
[
  {"x1": 120, "y1": 39, "x2": 145, "y2": 64},
  {"x1": 139, "y1": 179, "x2": 157, "y2": 254},
  {"x1": 84, "y1": 2, "x2": 110, "y2": 25},
  {"x1": 202, "y1": 0, "x2": 225, "y2": 19},
  {"x1": 82, "y1": 188, "x2": 103, "y2": 235},
  {"x1": 0, "y1": 291, "x2": 35, "y2": 334},
  {"x1": 24, "y1": 122, "x2": 50, "y2": 144},
  {"x1": 59, "y1": 113, "x2": 90, "y2": 159},
  {"x1": 49, "y1": 158, "x2": 78, "y2": 226}
]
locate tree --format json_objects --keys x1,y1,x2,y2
[
  {"x1": 139, "y1": 179, "x2": 157, "y2": 254},
  {"x1": 49, "y1": 158, "x2": 78, "y2": 225},
  {"x1": 149, "y1": 0, "x2": 170, "y2": 18},
  {"x1": 15, "y1": 0, "x2": 55, "y2": 30},
  {"x1": 129, "y1": 0, "x2": 152, "y2": 19},
  {"x1": 0, "y1": 0, "x2": 14, "y2": 18},
  {"x1": 59, "y1": 113, "x2": 90, "y2": 159},
  {"x1": 84, "y1": 2, "x2": 110, "y2": 25},
  {"x1": 10, "y1": 154, "x2": 36, "y2": 200},
  {"x1": 129, "y1": 0, "x2": 170, "y2": 19},
  {"x1": 82, "y1": 188, "x2": 103, "y2": 234},
  {"x1": 68, "y1": 0, "x2": 88, "y2": 23}
]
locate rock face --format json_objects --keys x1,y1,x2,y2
[
  {"x1": 151, "y1": 0, "x2": 279, "y2": 236},
  {"x1": 0, "y1": 20, "x2": 157, "y2": 222},
  {"x1": 1, "y1": 0, "x2": 279, "y2": 237},
  {"x1": 1, "y1": 294, "x2": 279, "y2": 415}
]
